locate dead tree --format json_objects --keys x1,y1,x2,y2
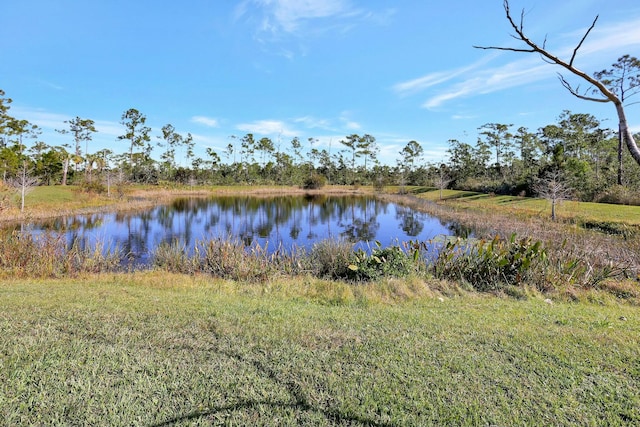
[
  {"x1": 533, "y1": 170, "x2": 573, "y2": 221},
  {"x1": 9, "y1": 161, "x2": 38, "y2": 213},
  {"x1": 474, "y1": 0, "x2": 640, "y2": 167},
  {"x1": 434, "y1": 165, "x2": 452, "y2": 200}
]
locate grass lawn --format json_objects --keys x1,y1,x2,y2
[
  {"x1": 417, "y1": 188, "x2": 640, "y2": 226},
  {"x1": 1, "y1": 273, "x2": 639, "y2": 426}
]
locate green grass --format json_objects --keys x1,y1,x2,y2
[
  {"x1": 417, "y1": 188, "x2": 640, "y2": 226},
  {"x1": 1, "y1": 273, "x2": 639, "y2": 426},
  {"x1": 28, "y1": 185, "x2": 79, "y2": 205}
]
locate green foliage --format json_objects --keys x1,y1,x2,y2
[
  {"x1": 154, "y1": 237, "x2": 304, "y2": 282},
  {"x1": 345, "y1": 241, "x2": 416, "y2": 282},
  {"x1": 426, "y1": 234, "x2": 549, "y2": 292},
  {"x1": 595, "y1": 185, "x2": 640, "y2": 206},
  {"x1": 301, "y1": 172, "x2": 326, "y2": 190},
  {"x1": 152, "y1": 240, "x2": 195, "y2": 274},
  {"x1": 78, "y1": 178, "x2": 107, "y2": 194}
]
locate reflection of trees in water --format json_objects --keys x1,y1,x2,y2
[
  {"x1": 395, "y1": 205, "x2": 425, "y2": 237},
  {"x1": 338, "y1": 197, "x2": 383, "y2": 243},
  {"x1": 447, "y1": 221, "x2": 472, "y2": 238},
  {"x1": 10, "y1": 195, "x2": 458, "y2": 264}
]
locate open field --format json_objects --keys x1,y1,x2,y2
[
  {"x1": 1, "y1": 273, "x2": 639, "y2": 426},
  {"x1": 415, "y1": 188, "x2": 640, "y2": 227}
]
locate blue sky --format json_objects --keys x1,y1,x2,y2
[{"x1": 2, "y1": 0, "x2": 640, "y2": 166}]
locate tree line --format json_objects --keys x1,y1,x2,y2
[{"x1": 1, "y1": 85, "x2": 639, "y2": 205}]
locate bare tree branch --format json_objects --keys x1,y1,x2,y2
[
  {"x1": 472, "y1": 45, "x2": 535, "y2": 53},
  {"x1": 570, "y1": 16, "x2": 599, "y2": 67},
  {"x1": 559, "y1": 75, "x2": 609, "y2": 103}
]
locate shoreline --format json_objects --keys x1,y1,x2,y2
[{"x1": 0, "y1": 185, "x2": 371, "y2": 225}]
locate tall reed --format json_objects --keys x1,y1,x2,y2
[{"x1": 0, "y1": 231, "x2": 123, "y2": 278}]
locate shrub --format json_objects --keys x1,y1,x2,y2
[
  {"x1": 0, "y1": 231, "x2": 123, "y2": 278},
  {"x1": 595, "y1": 185, "x2": 640, "y2": 206},
  {"x1": 79, "y1": 179, "x2": 107, "y2": 194},
  {"x1": 302, "y1": 173, "x2": 327, "y2": 190},
  {"x1": 345, "y1": 242, "x2": 416, "y2": 282},
  {"x1": 307, "y1": 239, "x2": 354, "y2": 279},
  {"x1": 152, "y1": 240, "x2": 195, "y2": 274},
  {"x1": 426, "y1": 234, "x2": 549, "y2": 292}
]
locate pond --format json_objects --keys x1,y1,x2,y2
[{"x1": 9, "y1": 195, "x2": 468, "y2": 266}]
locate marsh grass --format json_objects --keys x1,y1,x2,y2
[
  {"x1": 1, "y1": 274, "x2": 639, "y2": 426},
  {"x1": 1, "y1": 225, "x2": 637, "y2": 303},
  {"x1": 154, "y1": 237, "x2": 307, "y2": 281},
  {"x1": 0, "y1": 231, "x2": 123, "y2": 278}
]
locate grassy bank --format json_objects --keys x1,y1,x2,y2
[
  {"x1": 415, "y1": 188, "x2": 640, "y2": 227},
  {"x1": 1, "y1": 273, "x2": 639, "y2": 426}
]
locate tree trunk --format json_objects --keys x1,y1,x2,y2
[
  {"x1": 616, "y1": 101, "x2": 640, "y2": 166},
  {"x1": 618, "y1": 124, "x2": 623, "y2": 185},
  {"x1": 62, "y1": 157, "x2": 69, "y2": 186},
  {"x1": 20, "y1": 167, "x2": 26, "y2": 213}
]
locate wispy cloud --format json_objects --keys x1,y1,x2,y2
[
  {"x1": 235, "y1": 0, "x2": 391, "y2": 50},
  {"x1": 395, "y1": 15, "x2": 640, "y2": 109},
  {"x1": 190, "y1": 133, "x2": 228, "y2": 149},
  {"x1": 339, "y1": 111, "x2": 361, "y2": 131},
  {"x1": 564, "y1": 17, "x2": 640, "y2": 58},
  {"x1": 12, "y1": 107, "x2": 123, "y2": 138},
  {"x1": 424, "y1": 60, "x2": 552, "y2": 109},
  {"x1": 11, "y1": 107, "x2": 70, "y2": 131},
  {"x1": 293, "y1": 115, "x2": 332, "y2": 130},
  {"x1": 392, "y1": 54, "x2": 497, "y2": 96},
  {"x1": 93, "y1": 120, "x2": 122, "y2": 138},
  {"x1": 236, "y1": 119, "x2": 298, "y2": 137},
  {"x1": 36, "y1": 80, "x2": 64, "y2": 91},
  {"x1": 191, "y1": 116, "x2": 219, "y2": 127},
  {"x1": 259, "y1": 0, "x2": 351, "y2": 33}
]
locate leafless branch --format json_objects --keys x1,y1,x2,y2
[
  {"x1": 472, "y1": 45, "x2": 535, "y2": 53},
  {"x1": 474, "y1": 0, "x2": 618, "y2": 104},
  {"x1": 559, "y1": 75, "x2": 609, "y2": 103},
  {"x1": 570, "y1": 16, "x2": 599, "y2": 67}
]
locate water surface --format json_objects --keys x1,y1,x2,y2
[{"x1": 13, "y1": 195, "x2": 464, "y2": 266}]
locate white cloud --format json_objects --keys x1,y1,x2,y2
[
  {"x1": 451, "y1": 114, "x2": 477, "y2": 120},
  {"x1": 236, "y1": 119, "x2": 298, "y2": 137},
  {"x1": 344, "y1": 121, "x2": 361, "y2": 130},
  {"x1": 235, "y1": 0, "x2": 392, "y2": 45},
  {"x1": 422, "y1": 60, "x2": 553, "y2": 109},
  {"x1": 37, "y1": 80, "x2": 64, "y2": 91},
  {"x1": 392, "y1": 54, "x2": 497, "y2": 96},
  {"x1": 190, "y1": 133, "x2": 228, "y2": 149},
  {"x1": 11, "y1": 107, "x2": 70, "y2": 131},
  {"x1": 293, "y1": 115, "x2": 332, "y2": 130},
  {"x1": 238, "y1": 0, "x2": 352, "y2": 34},
  {"x1": 565, "y1": 17, "x2": 640, "y2": 58},
  {"x1": 271, "y1": 0, "x2": 349, "y2": 33},
  {"x1": 191, "y1": 116, "x2": 219, "y2": 127},
  {"x1": 338, "y1": 111, "x2": 361, "y2": 131},
  {"x1": 93, "y1": 120, "x2": 122, "y2": 138}
]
